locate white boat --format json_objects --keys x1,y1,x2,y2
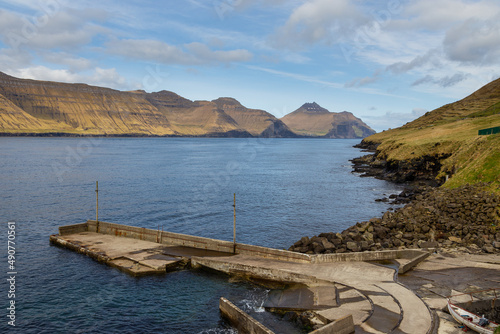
[{"x1": 448, "y1": 299, "x2": 498, "y2": 333}]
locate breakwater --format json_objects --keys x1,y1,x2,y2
[
  {"x1": 53, "y1": 220, "x2": 431, "y2": 270},
  {"x1": 290, "y1": 183, "x2": 500, "y2": 255},
  {"x1": 50, "y1": 221, "x2": 435, "y2": 333}
]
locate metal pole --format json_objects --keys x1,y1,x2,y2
[
  {"x1": 233, "y1": 193, "x2": 236, "y2": 254},
  {"x1": 95, "y1": 181, "x2": 99, "y2": 233}
]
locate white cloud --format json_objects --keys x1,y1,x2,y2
[
  {"x1": 42, "y1": 52, "x2": 93, "y2": 72},
  {"x1": 345, "y1": 75, "x2": 380, "y2": 88},
  {"x1": 400, "y1": 0, "x2": 500, "y2": 30},
  {"x1": 0, "y1": 47, "x2": 32, "y2": 69},
  {"x1": 106, "y1": 39, "x2": 252, "y2": 65},
  {"x1": 412, "y1": 73, "x2": 470, "y2": 88},
  {"x1": 443, "y1": 17, "x2": 500, "y2": 64},
  {"x1": 247, "y1": 65, "x2": 343, "y2": 89},
  {"x1": 385, "y1": 49, "x2": 441, "y2": 74},
  {"x1": 0, "y1": 7, "x2": 108, "y2": 51},
  {"x1": 7, "y1": 66, "x2": 128, "y2": 90},
  {"x1": 272, "y1": 0, "x2": 367, "y2": 48},
  {"x1": 185, "y1": 42, "x2": 253, "y2": 63},
  {"x1": 361, "y1": 108, "x2": 428, "y2": 132}
]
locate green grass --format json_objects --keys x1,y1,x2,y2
[
  {"x1": 442, "y1": 134, "x2": 500, "y2": 194},
  {"x1": 363, "y1": 89, "x2": 500, "y2": 194},
  {"x1": 469, "y1": 101, "x2": 500, "y2": 118}
]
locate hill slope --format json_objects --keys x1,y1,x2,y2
[
  {"x1": 281, "y1": 102, "x2": 375, "y2": 138},
  {"x1": 0, "y1": 72, "x2": 296, "y2": 137},
  {"x1": 358, "y1": 78, "x2": 500, "y2": 193}
]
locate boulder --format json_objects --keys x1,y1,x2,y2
[
  {"x1": 321, "y1": 239, "x2": 336, "y2": 251},
  {"x1": 288, "y1": 184, "x2": 499, "y2": 255},
  {"x1": 346, "y1": 242, "x2": 359, "y2": 252}
]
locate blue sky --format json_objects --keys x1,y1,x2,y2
[{"x1": 1, "y1": 0, "x2": 500, "y2": 131}]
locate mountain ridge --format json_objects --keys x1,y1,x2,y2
[
  {"x1": 0, "y1": 72, "x2": 372, "y2": 138},
  {"x1": 280, "y1": 102, "x2": 375, "y2": 138}
]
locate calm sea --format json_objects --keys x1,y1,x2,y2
[{"x1": 0, "y1": 138, "x2": 404, "y2": 333}]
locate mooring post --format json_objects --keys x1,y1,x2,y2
[
  {"x1": 95, "y1": 181, "x2": 99, "y2": 233},
  {"x1": 233, "y1": 193, "x2": 236, "y2": 254}
]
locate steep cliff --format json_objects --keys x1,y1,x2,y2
[
  {"x1": 280, "y1": 102, "x2": 375, "y2": 138},
  {"x1": 0, "y1": 72, "x2": 294, "y2": 137}
]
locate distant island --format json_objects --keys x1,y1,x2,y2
[{"x1": 0, "y1": 72, "x2": 374, "y2": 138}]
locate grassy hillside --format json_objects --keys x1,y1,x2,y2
[{"x1": 362, "y1": 78, "x2": 500, "y2": 193}]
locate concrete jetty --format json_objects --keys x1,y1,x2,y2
[{"x1": 50, "y1": 220, "x2": 436, "y2": 333}]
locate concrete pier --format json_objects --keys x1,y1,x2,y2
[
  {"x1": 220, "y1": 297, "x2": 275, "y2": 334},
  {"x1": 50, "y1": 220, "x2": 437, "y2": 333}
]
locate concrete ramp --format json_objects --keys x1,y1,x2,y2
[
  {"x1": 264, "y1": 285, "x2": 338, "y2": 311},
  {"x1": 193, "y1": 254, "x2": 433, "y2": 334}
]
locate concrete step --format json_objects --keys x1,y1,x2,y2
[{"x1": 359, "y1": 288, "x2": 401, "y2": 334}]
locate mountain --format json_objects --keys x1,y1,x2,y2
[
  {"x1": 212, "y1": 97, "x2": 297, "y2": 137},
  {"x1": 280, "y1": 102, "x2": 375, "y2": 138},
  {"x1": 358, "y1": 77, "x2": 500, "y2": 193},
  {"x1": 0, "y1": 72, "x2": 296, "y2": 137}
]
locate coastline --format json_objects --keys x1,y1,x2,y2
[
  {"x1": 290, "y1": 140, "x2": 500, "y2": 255},
  {"x1": 351, "y1": 140, "x2": 447, "y2": 186},
  {"x1": 289, "y1": 140, "x2": 500, "y2": 332}
]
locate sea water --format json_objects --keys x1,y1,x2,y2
[{"x1": 0, "y1": 138, "x2": 404, "y2": 333}]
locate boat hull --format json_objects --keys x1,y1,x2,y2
[{"x1": 448, "y1": 301, "x2": 498, "y2": 334}]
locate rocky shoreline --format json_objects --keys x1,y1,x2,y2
[
  {"x1": 350, "y1": 141, "x2": 449, "y2": 186},
  {"x1": 289, "y1": 143, "x2": 500, "y2": 255}
]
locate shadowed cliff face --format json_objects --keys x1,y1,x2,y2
[
  {"x1": 0, "y1": 72, "x2": 297, "y2": 137},
  {"x1": 280, "y1": 103, "x2": 376, "y2": 138}
]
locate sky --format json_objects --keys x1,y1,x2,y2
[{"x1": 1, "y1": 0, "x2": 500, "y2": 132}]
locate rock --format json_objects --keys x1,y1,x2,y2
[
  {"x1": 360, "y1": 241, "x2": 370, "y2": 250},
  {"x1": 443, "y1": 240, "x2": 453, "y2": 247},
  {"x1": 289, "y1": 184, "x2": 499, "y2": 255},
  {"x1": 346, "y1": 242, "x2": 359, "y2": 252},
  {"x1": 357, "y1": 221, "x2": 370, "y2": 233},
  {"x1": 403, "y1": 233, "x2": 413, "y2": 239},
  {"x1": 321, "y1": 239, "x2": 336, "y2": 251},
  {"x1": 393, "y1": 239, "x2": 403, "y2": 247},
  {"x1": 363, "y1": 232, "x2": 374, "y2": 242},
  {"x1": 418, "y1": 240, "x2": 439, "y2": 249},
  {"x1": 483, "y1": 245, "x2": 495, "y2": 253},
  {"x1": 313, "y1": 242, "x2": 325, "y2": 254},
  {"x1": 331, "y1": 238, "x2": 343, "y2": 247}
]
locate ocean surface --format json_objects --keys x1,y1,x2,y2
[{"x1": 0, "y1": 137, "x2": 405, "y2": 333}]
